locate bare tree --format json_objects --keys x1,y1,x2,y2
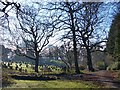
[
  {"x1": 42, "y1": 1, "x2": 82, "y2": 74},
  {"x1": 42, "y1": 1, "x2": 109, "y2": 72},
  {"x1": 54, "y1": 41, "x2": 74, "y2": 72},
  {"x1": 0, "y1": 0, "x2": 20, "y2": 26},
  {"x1": 13, "y1": 5, "x2": 54, "y2": 73},
  {"x1": 75, "y1": 2, "x2": 107, "y2": 71},
  {"x1": 0, "y1": 0, "x2": 20, "y2": 17},
  {"x1": 0, "y1": 0, "x2": 21, "y2": 48}
]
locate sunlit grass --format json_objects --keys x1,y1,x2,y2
[
  {"x1": 5, "y1": 79, "x2": 100, "y2": 88},
  {"x1": 11, "y1": 63, "x2": 35, "y2": 73},
  {"x1": 8, "y1": 62, "x2": 64, "y2": 74}
]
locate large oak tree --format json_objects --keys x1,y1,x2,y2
[{"x1": 14, "y1": 5, "x2": 54, "y2": 73}]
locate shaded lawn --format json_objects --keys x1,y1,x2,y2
[{"x1": 3, "y1": 79, "x2": 101, "y2": 88}]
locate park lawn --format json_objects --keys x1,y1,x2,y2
[
  {"x1": 4, "y1": 79, "x2": 101, "y2": 88},
  {"x1": 11, "y1": 63, "x2": 35, "y2": 73},
  {"x1": 7, "y1": 62, "x2": 63, "y2": 74}
]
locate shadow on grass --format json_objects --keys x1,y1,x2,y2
[{"x1": 11, "y1": 75, "x2": 57, "y2": 81}]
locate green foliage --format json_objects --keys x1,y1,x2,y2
[
  {"x1": 96, "y1": 61, "x2": 106, "y2": 70},
  {"x1": 106, "y1": 13, "x2": 120, "y2": 62},
  {"x1": 107, "y1": 62, "x2": 120, "y2": 70},
  {"x1": 106, "y1": 23, "x2": 116, "y2": 55}
]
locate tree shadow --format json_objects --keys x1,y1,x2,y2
[{"x1": 11, "y1": 75, "x2": 57, "y2": 81}]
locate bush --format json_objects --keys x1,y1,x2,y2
[
  {"x1": 79, "y1": 65, "x2": 85, "y2": 70},
  {"x1": 96, "y1": 61, "x2": 106, "y2": 70},
  {"x1": 107, "y1": 62, "x2": 120, "y2": 70}
]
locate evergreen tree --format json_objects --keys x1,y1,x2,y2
[
  {"x1": 113, "y1": 13, "x2": 120, "y2": 61},
  {"x1": 107, "y1": 13, "x2": 120, "y2": 62}
]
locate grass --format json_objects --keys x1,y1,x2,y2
[
  {"x1": 4, "y1": 79, "x2": 100, "y2": 88},
  {"x1": 4, "y1": 62, "x2": 64, "y2": 74},
  {"x1": 11, "y1": 62, "x2": 35, "y2": 73},
  {"x1": 2, "y1": 62, "x2": 104, "y2": 89},
  {"x1": 2, "y1": 67, "x2": 101, "y2": 89}
]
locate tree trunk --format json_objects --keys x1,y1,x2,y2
[
  {"x1": 66, "y1": 2, "x2": 80, "y2": 74},
  {"x1": 35, "y1": 52, "x2": 39, "y2": 73},
  {"x1": 86, "y1": 48, "x2": 94, "y2": 72},
  {"x1": 73, "y1": 34, "x2": 80, "y2": 74},
  {"x1": 103, "y1": 52, "x2": 107, "y2": 70},
  {"x1": 70, "y1": 11, "x2": 80, "y2": 74},
  {"x1": 66, "y1": 63, "x2": 70, "y2": 72}
]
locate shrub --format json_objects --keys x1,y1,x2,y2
[
  {"x1": 96, "y1": 61, "x2": 106, "y2": 70},
  {"x1": 107, "y1": 62, "x2": 120, "y2": 70},
  {"x1": 79, "y1": 65, "x2": 85, "y2": 70},
  {"x1": 112, "y1": 62, "x2": 120, "y2": 70}
]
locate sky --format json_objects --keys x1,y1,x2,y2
[
  {"x1": 0, "y1": 0, "x2": 118, "y2": 50},
  {"x1": 0, "y1": 0, "x2": 72, "y2": 49}
]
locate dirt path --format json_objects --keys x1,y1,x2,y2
[{"x1": 82, "y1": 70, "x2": 120, "y2": 88}]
